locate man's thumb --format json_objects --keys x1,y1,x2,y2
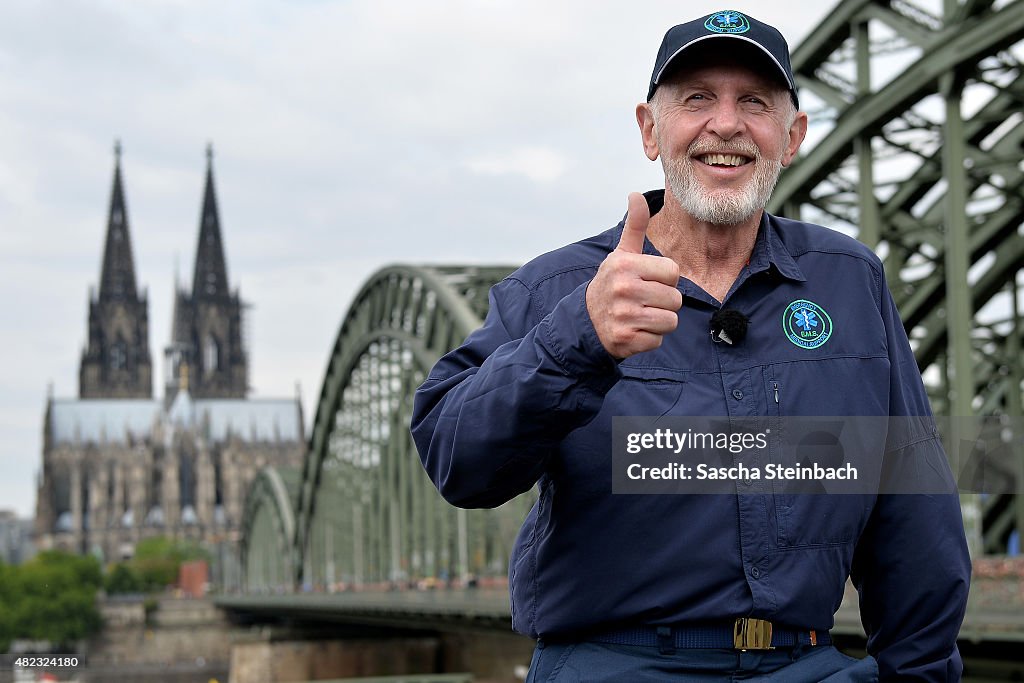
[{"x1": 616, "y1": 192, "x2": 650, "y2": 254}]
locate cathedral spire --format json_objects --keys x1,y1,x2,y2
[
  {"x1": 80, "y1": 140, "x2": 153, "y2": 399},
  {"x1": 168, "y1": 143, "x2": 248, "y2": 400},
  {"x1": 192, "y1": 143, "x2": 230, "y2": 300},
  {"x1": 98, "y1": 140, "x2": 139, "y2": 301}
]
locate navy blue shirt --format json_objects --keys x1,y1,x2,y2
[{"x1": 412, "y1": 191, "x2": 970, "y2": 680}]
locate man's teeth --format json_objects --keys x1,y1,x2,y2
[{"x1": 700, "y1": 154, "x2": 747, "y2": 166}]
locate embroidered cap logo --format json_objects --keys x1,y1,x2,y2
[
  {"x1": 704, "y1": 11, "x2": 751, "y2": 34},
  {"x1": 782, "y1": 300, "x2": 833, "y2": 349}
]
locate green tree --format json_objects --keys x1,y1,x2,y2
[
  {"x1": 0, "y1": 552, "x2": 103, "y2": 651},
  {"x1": 128, "y1": 537, "x2": 209, "y2": 592},
  {"x1": 132, "y1": 555, "x2": 178, "y2": 591},
  {"x1": 104, "y1": 563, "x2": 144, "y2": 594},
  {"x1": 133, "y1": 536, "x2": 208, "y2": 564},
  {"x1": 0, "y1": 562, "x2": 14, "y2": 652}
]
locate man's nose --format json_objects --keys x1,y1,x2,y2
[{"x1": 706, "y1": 101, "x2": 743, "y2": 140}]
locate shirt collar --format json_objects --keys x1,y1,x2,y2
[{"x1": 750, "y1": 212, "x2": 806, "y2": 282}]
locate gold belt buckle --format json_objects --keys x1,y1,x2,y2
[{"x1": 733, "y1": 617, "x2": 773, "y2": 650}]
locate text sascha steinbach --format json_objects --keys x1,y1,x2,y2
[{"x1": 625, "y1": 461, "x2": 859, "y2": 481}]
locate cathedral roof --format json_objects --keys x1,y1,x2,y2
[
  {"x1": 98, "y1": 141, "x2": 141, "y2": 302},
  {"x1": 47, "y1": 397, "x2": 303, "y2": 444},
  {"x1": 191, "y1": 144, "x2": 231, "y2": 301},
  {"x1": 196, "y1": 399, "x2": 303, "y2": 441},
  {"x1": 48, "y1": 398, "x2": 160, "y2": 443}
]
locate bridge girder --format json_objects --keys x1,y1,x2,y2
[
  {"x1": 773, "y1": 0, "x2": 1024, "y2": 401},
  {"x1": 240, "y1": 466, "x2": 301, "y2": 593},
  {"x1": 293, "y1": 265, "x2": 532, "y2": 589}
]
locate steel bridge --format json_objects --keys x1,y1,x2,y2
[
  {"x1": 231, "y1": 0, "x2": 1024, "y2": 663},
  {"x1": 241, "y1": 265, "x2": 533, "y2": 594}
]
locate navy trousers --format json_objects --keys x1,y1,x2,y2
[{"x1": 526, "y1": 641, "x2": 878, "y2": 682}]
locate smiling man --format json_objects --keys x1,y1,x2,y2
[{"x1": 412, "y1": 10, "x2": 970, "y2": 682}]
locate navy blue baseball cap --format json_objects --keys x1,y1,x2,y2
[{"x1": 647, "y1": 10, "x2": 799, "y2": 107}]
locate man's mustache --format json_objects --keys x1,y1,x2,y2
[{"x1": 687, "y1": 139, "x2": 760, "y2": 159}]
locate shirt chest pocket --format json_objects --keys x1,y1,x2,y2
[
  {"x1": 613, "y1": 365, "x2": 688, "y2": 418},
  {"x1": 763, "y1": 359, "x2": 884, "y2": 548}
]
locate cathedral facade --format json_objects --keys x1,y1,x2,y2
[{"x1": 35, "y1": 145, "x2": 305, "y2": 568}]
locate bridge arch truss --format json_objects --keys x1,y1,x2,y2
[
  {"x1": 293, "y1": 265, "x2": 533, "y2": 590},
  {"x1": 240, "y1": 466, "x2": 301, "y2": 593}
]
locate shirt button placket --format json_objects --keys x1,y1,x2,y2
[{"x1": 726, "y1": 370, "x2": 772, "y2": 611}]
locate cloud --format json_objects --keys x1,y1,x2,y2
[{"x1": 464, "y1": 147, "x2": 569, "y2": 183}]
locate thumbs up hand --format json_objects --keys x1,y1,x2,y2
[{"x1": 586, "y1": 193, "x2": 682, "y2": 360}]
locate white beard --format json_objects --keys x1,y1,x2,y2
[{"x1": 660, "y1": 137, "x2": 783, "y2": 226}]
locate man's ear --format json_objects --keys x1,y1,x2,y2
[
  {"x1": 637, "y1": 102, "x2": 660, "y2": 161},
  {"x1": 781, "y1": 110, "x2": 808, "y2": 167}
]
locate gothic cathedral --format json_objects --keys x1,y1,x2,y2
[{"x1": 36, "y1": 145, "x2": 305, "y2": 579}]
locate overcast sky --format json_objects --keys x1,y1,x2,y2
[{"x1": 0, "y1": 1, "x2": 841, "y2": 519}]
